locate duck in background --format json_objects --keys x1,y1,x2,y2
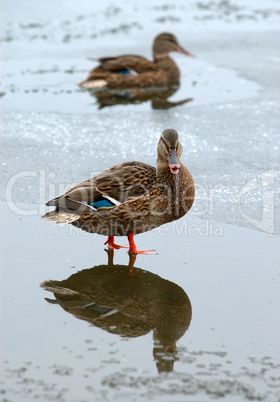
[{"x1": 78, "y1": 32, "x2": 194, "y2": 89}]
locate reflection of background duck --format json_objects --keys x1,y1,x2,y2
[
  {"x1": 41, "y1": 252, "x2": 192, "y2": 372},
  {"x1": 88, "y1": 85, "x2": 193, "y2": 110}
]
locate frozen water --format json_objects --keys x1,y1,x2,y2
[
  {"x1": 1, "y1": 100, "x2": 280, "y2": 233},
  {"x1": 1, "y1": 0, "x2": 279, "y2": 234}
]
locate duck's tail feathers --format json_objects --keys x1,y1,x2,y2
[
  {"x1": 41, "y1": 210, "x2": 80, "y2": 224},
  {"x1": 42, "y1": 197, "x2": 96, "y2": 224},
  {"x1": 78, "y1": 79, "x2": 107, "y2": 89}
]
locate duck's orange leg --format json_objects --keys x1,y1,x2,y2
[
  {"x1": 104, "y1": 236, "x2": 129, "y2": 250},
  {"x1": 127, "y1": 232, "x2": 156, "y2": 255}
]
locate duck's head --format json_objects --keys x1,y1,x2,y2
[
  {"x1": 157, "y1": 129, "x2": 183, "y2": 175},
  {"x1": 153, "y1": 33, "x2": 194, "y2": 59}
]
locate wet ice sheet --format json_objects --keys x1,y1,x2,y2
[
  {"x1": 1, "y1": 96, "x2": 280, "y2": 234},
  {"x1": 0, "y1": 204, "x2": 280, "y2": 401},
  {"x1": 1, "y1": 1, "x2": 280, "y2": 235},
  {"x1": 0, "y1": 57, "x2": 260, "y2": 113},
  {"x1": 2, "y1": 0, "x2": 280, "y2": 113}
]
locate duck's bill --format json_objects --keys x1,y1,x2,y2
[
  {"x1": 169, "y1": 164, "x2": 180, "y2": 174},
  {"x1": 177, "y1": 46, "x2": 195, "y2": 57},
  {"x1": 168, "y1": 150, "x2": 180, "y2": 174}
]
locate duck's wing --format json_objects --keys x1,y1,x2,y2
[
  {"x1": 94, "y1": 55, "x2": 158, "y2": 74},
  {"x1": 93, "y1": 161, "x2": 156, "y2": 201},
  {"x1": 78, "y1": 55, "x2": 162, "y2": 88},
  {"x1": 44, "y1": 162, "x2": 156, "y2": 213}
]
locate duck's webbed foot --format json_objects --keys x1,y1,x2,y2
[
  {"x1": 104, "y1": 236, "x2": 129, "y2": 250},
  {"x1": 127, "y1": 232, "x2": 156, "y2": 255}
]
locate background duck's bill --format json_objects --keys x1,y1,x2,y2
[{"x1": 177, "y1": 46, "x2": 194, "y2": 57}]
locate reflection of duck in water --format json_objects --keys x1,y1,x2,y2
[
  {"x1": 42, "y1": 129, "x2": 195, "y2": 254},
  {"x1": 90, "y1": 86, "x2": 193, "y2": 110},
  {"x1": 41, "y1": 251, "x2": 192, "y2": 372},
  {"x1": 78, "y1": 33, "x2": 194, "y2": 90}
]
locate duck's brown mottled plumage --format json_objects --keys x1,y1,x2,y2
[
  {"x1": 42, "y1": 128, "x2": 195, "y2": 253},
  {"x1": 78, "y1": 32, "x2": 194, "y2": 89}
]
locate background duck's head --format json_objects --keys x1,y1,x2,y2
[
  {"x1": 153, "y1": 32, "x2": 194, "y2": 60},
  {"x1": 157, "y1": 128, "x2": 183, "y2": 175}
]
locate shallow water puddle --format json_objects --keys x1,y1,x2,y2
[{"x1": 1, "y1": 203, "x2": 279, "y2": 401}]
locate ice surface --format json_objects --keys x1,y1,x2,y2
[
  {"x1": 1, "y1": 0, "x2": 279, "y2": 235},
  {"x1": 1, "y1": 97, "x2": 279, "y2": 233}
]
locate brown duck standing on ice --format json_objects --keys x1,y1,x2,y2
[
  {"x1": 78, "y1": 32, "x2": 194, "y2": 89},
  {"x1": 42, "y1": 129, "x2": 195, "y2": 254}
]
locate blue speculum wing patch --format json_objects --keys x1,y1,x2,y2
[
  {"x1": 120, "y1": 69, "x2": 131, "y2": 75},
  {"x1": 89, "y1": 198, "x2": 115, "y2": 209}
]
